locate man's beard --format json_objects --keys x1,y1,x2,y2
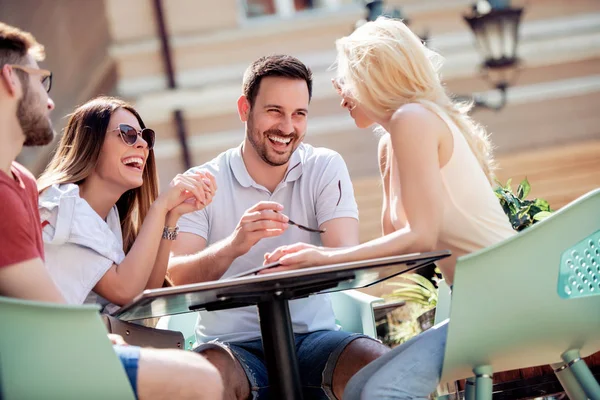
[
  {"x1": 247, "y1": 113, "x2": 300, "y2": 167},
  {"x1": 17, "y1": 80, "x2": 54, "y2": 146}
]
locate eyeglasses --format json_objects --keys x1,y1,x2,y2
[
  {"x1": 287, "y1": 218, "x2": 326, "y2": 234},
  {"x1": 9, "y1": 64, "x2": 52, "y2": 93},
  {"x1": 111, "y1": 124, "x2": 155, "y2": 150}
]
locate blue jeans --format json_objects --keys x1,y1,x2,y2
[
  {"x1": 195, "y1": 330, "x2": 371, "y2": 399},
  {"x1": 344, "y1": 321, "x2": 449, "y2": 400},
  {"x1": 113, "y1": 344, "x2": 141, "y2": 399}
]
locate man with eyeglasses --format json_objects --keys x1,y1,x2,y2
[
  {"x1": 0, "y1": 22, "x2": 223, "y2": 400},
  {"x1": 0, "y1": 22, "x2": 57, "y2": 300},
  {"x1": 168, "y1": 54, "x2": 390, "y2": 400}
]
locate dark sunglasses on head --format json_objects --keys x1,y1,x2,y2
[{"x1": 112, "y1": 124, "x2": 155, "y2": 150}]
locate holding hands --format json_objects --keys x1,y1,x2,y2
[{"x1": 155, "y1": 170, "x2": 217, "y2": 225}]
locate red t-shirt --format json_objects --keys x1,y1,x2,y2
[{"x1": 0, "y1": 162, "x2": 45, "y2": 267}]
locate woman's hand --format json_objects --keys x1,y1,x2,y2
[
  {"x1": 260, "y1": 243, "x2": 331, "y2": 273},
  {"x1": 157, "y1": 171, "x2": 217, "y2": 225}
]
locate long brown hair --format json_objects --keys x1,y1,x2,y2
[{"x1": 38, "y1": 96, "x2": 159, "y2": 253}]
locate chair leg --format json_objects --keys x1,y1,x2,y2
[
  {"x1": 562, "y1": 349, "x2": 600, "y2": 400},
  {"x1": 464, "y1": 377, "x2": 476, "y2": 400},
  {"x1": 552, "y1": 361, "x2": 588, "y2": 400},
  {"x1": 473, "y1": 365, "x2": 493, "y2": 400}
]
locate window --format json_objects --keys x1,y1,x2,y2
[
  {"x1": 244, "y1": 0, "x2": 276, "y2": 17},
  {"x1": 243, "y1": 0, "x2": 332, "y2": 19}
]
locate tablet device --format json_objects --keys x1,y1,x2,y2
[{"x1": 226, "y1": 261, "x2": 282, "y2": 279}]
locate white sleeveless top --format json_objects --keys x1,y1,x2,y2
[{"x1": 385, "y1": 102, "x2": 515, "y2": 279}]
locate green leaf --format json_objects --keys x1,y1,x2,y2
[
  {"x1": 390, "y1": 287, "x2": 427, "y2": 297},
  {"x1": 510, "y1": 212, "x2": 531, "y2": 231},
  {"x1": 533, "y1": 211, "x2": 553, "y2": 221},
  {"x1": 505, "y1": 178, "x2": 512, "y2": 191},
  {"x1": 392, "y1": 285, "x2": 429, "y2": 296},
  {"x1": 427, "y1": 295, "x2": 438, "y2": 307},
  {"x1": 498, "y1": 191, "x2": 519, "y2": 214},
  {"x1": 390, "y1": 287, "x2": 428, "y2": 298},
  {"x1": 387, "y1": 290, "x2": 428, "y2": 302},
  {"x1": 517, "y1": 178, "x2": 531, "y2": 200},
  {"x1": 499, "y1": 201, "x2": 512, "y2": 217},
  {"x1": 519, "y1": 204, "x2": 531, "y2": 216},
  {"x1": 533, "y1": 198, "x2": 551, "y2": 212},
  {"x1": 402, "y1": 274, "x2": 438, "y2": 294}
]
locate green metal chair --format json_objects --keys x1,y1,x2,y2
[
  {"x1": 434, "y1": 279, "x2": 452, "y2": 326},
  {"x1": 0, "y1": 296, "x2": 135, "y2": 400},
  {"x1": 439, "y1": 188, "x2": 600, "y2": 400},
  {"x1": 331, "y1": 289, "x2": 384, "y2": 338},
  {"x1": 157, "y1": 311, "x2": 198, "y2": 350},
  {"x1": 158, "y1": 289, "x2": 384, "y2": 350}
]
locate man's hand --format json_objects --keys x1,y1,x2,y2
[{"x1": 230, "y1": 201, "x2": 289, "y2": 257}]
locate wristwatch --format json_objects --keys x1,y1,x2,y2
[{"x1": 162, "y1": 225, "x2": 179, "y2": 240}]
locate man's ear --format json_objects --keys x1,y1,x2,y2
[
  {"x1": 237, "y1": 95, "x2": 251, "y2": 122},
  {"x1": 0, "y1": 64, "x2": 21, "y2": 98}
]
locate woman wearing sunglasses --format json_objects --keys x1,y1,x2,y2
[{"x1": 37, "y1": 96, "x2": 216, "y2": 311}]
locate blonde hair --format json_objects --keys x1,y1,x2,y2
[
  {"x1": 335, "y1": 17, "x2": 496, "y2": 182},
  {"x1": 38, "y1": 96, "x2": 159, "y2": 253}
]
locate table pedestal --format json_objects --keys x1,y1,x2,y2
[{"x1": 258, "y1": 296, "x2": 303, "y2": 400}]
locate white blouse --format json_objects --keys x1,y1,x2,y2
[{"x1": 39, "y1": 183, "x2": 125, "y2": 312}]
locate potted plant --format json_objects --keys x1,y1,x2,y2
[
  {"x1": 494, "y1": 178, "x2": 553, "y2": 231},
  {"x1": 386, "y1": 272, "x2": 439, "y2": 332}
]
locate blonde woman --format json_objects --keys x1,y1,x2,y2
[
  {"x1": 37, "y1": 97, "x2": 216, "y2": 311},
  {"x1": 263, "y1": 17, "x2": 515, "y2": 399}
]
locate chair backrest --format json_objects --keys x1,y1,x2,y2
[
  {"x1": 441, "y1": 189, "x2": 600, "y2": 384},
  {"x1": 0, "y1": 296, "x2": 135, "y2": 400},
  {"x1": 157, "y1": 312, "x2": 198, "y2": 350},
  {"x1": 330, "y1": 290, "x2": 383, "y2": 338},
  {"x1": 434, "y1": 279, "x2": 452, "y2": 326}
]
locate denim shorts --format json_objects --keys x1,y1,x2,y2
[
  {"x1": 113, "y1": 344, "x2": 141, "y2": 399},
  {"x1": 195, "y1": 330, "x2": 371, "y2": 399}
]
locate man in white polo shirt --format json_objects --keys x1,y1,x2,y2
[{"x1": 168, "y1": 54, "x2": 389, "y2": 400}]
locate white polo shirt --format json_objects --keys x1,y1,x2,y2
[{"x1": 178, "y1": 143, "x2": 359, "y2": 343}]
